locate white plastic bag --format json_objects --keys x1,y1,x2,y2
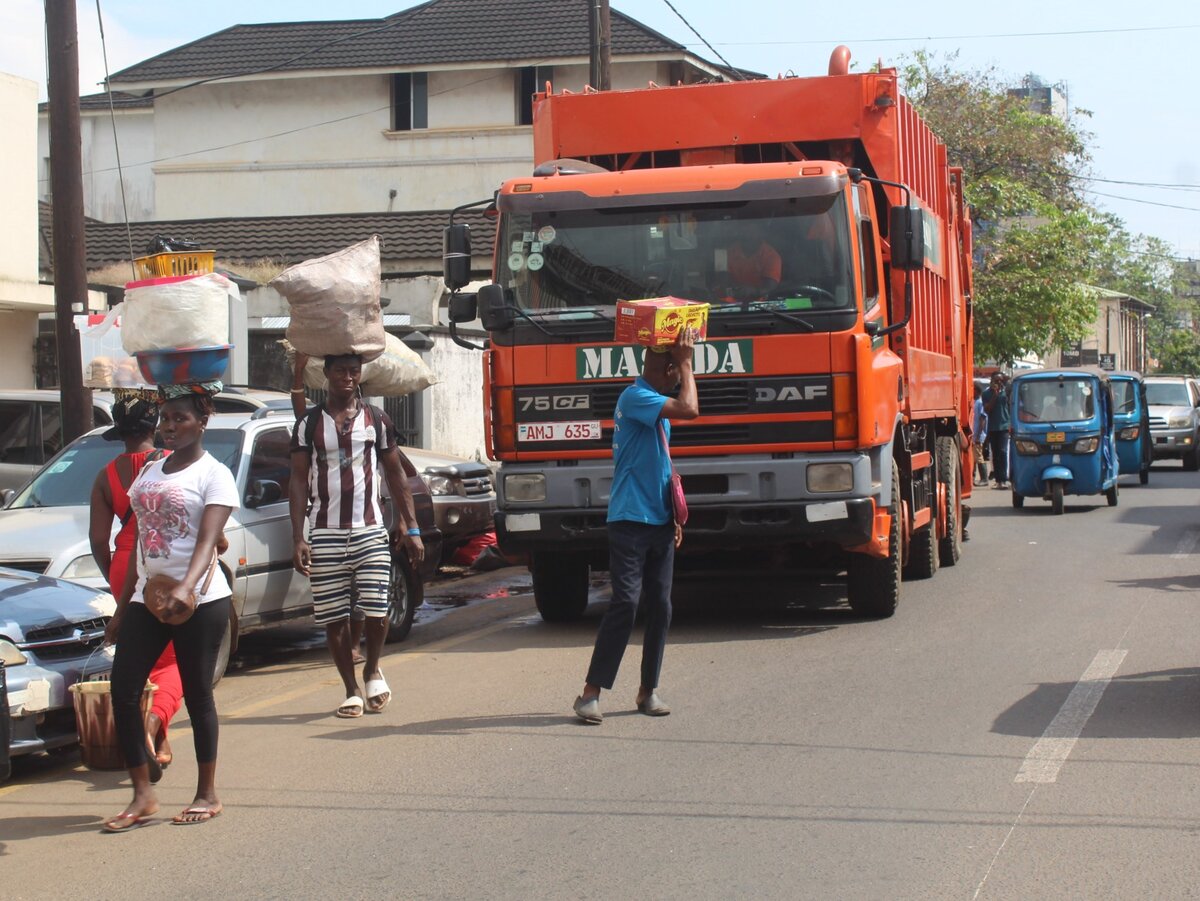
[
  {"x1": 271, "y1": 236, "x2": 386, "y2": 362},
  {"x1": 92, "y1": 273, "x2": 239, "y2": 354},
  {"x1": 281, "y1": 334, "x2": 436, "y2": 397}
]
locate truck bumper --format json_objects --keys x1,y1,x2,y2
[
  {"x1": 496, "y1": 497, "x2": 875, "y2": 554},
  {"x1": 1150, "y1": 428, "x2": 1195, "y2": 459}
]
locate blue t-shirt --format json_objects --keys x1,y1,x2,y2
[
  {"x1": 983, "y1": 386, "x2": 1010, "y2": 431},
  {"x1": 607, "y1": 377, "x2": 671, "y2": 525}
]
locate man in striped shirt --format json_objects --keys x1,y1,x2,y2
[{"x1": 289, "y1": 353, "x2": 423, "y2": 718}]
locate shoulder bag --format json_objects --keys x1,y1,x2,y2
[
  {"x1": 657, "y1": 420, "x2": 688, "y2": 526},
  {"x1": 143, "y1": 548, "x2": 219, "y2": 626}
]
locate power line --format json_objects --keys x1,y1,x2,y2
[
  {"x1": 659, "y1": 0, "x2": 743, "y2": 79},
  {"x1": 690, "y1": 22, "x2": 1200, "y2": 47},
  {"x1": 1076, "y1": 174, "x2": 1200, "y2": 192},
  {"x1": 1089, "y1": 190, "x2": 1200, "y2": 214}
]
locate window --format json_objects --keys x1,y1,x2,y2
[
  {"x1": 517, "y1": 66, "x2": 554, "y2": 126},
  {"x1": 0, "y1": 401, "x2": 35, "y2": 465},
  {"x1": 392, "y1": 72, "x2": 428, "y2": 131},
  {"x1": 853, "y1": 186, "x2": 879, "y2": 310},
  {"x1": 247, "y1": 428, "x2": 292, "y2": 497},
  {"x1": 38, "y1": 403, "x2": 63, "y2": 459}
]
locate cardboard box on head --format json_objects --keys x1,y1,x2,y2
[{"x1": 614, "y1": 297, "x2": 709, "y2": 348}]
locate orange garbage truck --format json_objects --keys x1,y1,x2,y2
[{"x1": 444, "y1": 47, "x2": 974, "y2": 622}]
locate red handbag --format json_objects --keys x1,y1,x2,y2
[{"x1": 657, "y1": 421, "x2": 688, "y2": 526}]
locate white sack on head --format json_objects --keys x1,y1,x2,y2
[
  {"x1": 271, "y1": 236, "x2": 386, "y2": 363},
  {"x1": 280, "y1": 333, "x2": 436, "y2": 397},
  {"x1": 117, "y1": 272, "x2": 239, "y2": 354}
]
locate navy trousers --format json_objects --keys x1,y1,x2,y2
[{"x1": 586, "y1": 520, "x2": 675, "y2": 691}]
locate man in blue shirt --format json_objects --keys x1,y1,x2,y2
[
  {"x1": 982, "y1": 372, "x2": 1011, "y2": 488},
  {"x1": 574, "y1": 329, "x2": 700, "y2": 724}
]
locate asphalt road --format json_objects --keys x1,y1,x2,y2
[{"x1": 4, "y1": 463, "x2": 1200, "y2": 899}]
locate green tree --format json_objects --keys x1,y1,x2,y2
[{"x1": 899, "y1": 54, "x2": 1104, "y2": 364}]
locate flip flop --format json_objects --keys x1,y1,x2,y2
[
  {"x1": 365, "y1": 675, "x2": 391, "y2": 712},
  {"x1": 336, "y1": 696, "x2": 364, "y2": 718},
  {"x1": 102, "y1": 811, "x2": 152, "y2": 833},
  {"x1": 172, "y1": 805, "x2": 222, "y2": 826}
]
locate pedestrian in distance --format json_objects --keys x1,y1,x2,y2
[
  {"x1": 574, "y1": 327, "x2": 700, "y2": 725},
  {"x1": 982, "y1": 372, "x2": 1011, "y2": 489},
  {"x1": 102, "y1": 381, "x2": 237, "y2": 831},
  {"x1": 89, "y1": 389, "x2": 183, "y2": 781},
  {"x1": 971, "y1": 384, "x2": 989, "y2": 486},
  {"x1": 289, "y1": 353, "x2": 424, "y2": 719}
]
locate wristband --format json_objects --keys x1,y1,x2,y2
[
  {"x1": 406, "y1": 528, "x2": 421, "y2": 536},
  {"x1": 290, "y1": 388, "x2": 306, "y2": 394}
]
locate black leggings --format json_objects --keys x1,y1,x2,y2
[{"x1": 111, "y1": 597, "x2": 229, "y2": 768}]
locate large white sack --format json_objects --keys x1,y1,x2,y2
[
  {"x1": 281, "y1": 334, "x2": 436, "y2": 397},
  {"x1": 117, "y1": 273, "x2": 238, "y2": 353},
  {"x1": 271, "y1": 236, "x2": 386, "y2": 362}
]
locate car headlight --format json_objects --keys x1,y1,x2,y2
[
  {"x1": 1014, "y1": 439, "x2": 1041, "y2": 455},
  {"x1": 806, "y1": 463, "x2": 853, "y2": 493},
  {"x1": 1117, "y1": 426, "x2": 1140, "y2": 441},
  {"x1": 61, "y1": 554, "x2": 104, "y2": 581},
  {"x1": 422, "y1": 474, "x2": 457, "y2": 496},
  {"x1": 1073, "y1": 437, "x2": 1099, "y2": 454},
  {"x1": 1168, "y1": 414, "x2": 1191, "y2": 429},
  {"x1": 0, "y1": 637, "x2": 28, "y2": 666},
  {"x1": 505, "y1": 473, "x2": 547, "y2": 502}
]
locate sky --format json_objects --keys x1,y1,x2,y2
[{"x1": 2, "y1": 0, "x2": 1197, "y2": 259}]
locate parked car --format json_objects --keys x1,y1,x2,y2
[
  {"x1": 0, "y1": 567, "x2": 116, "y2": 761},
  {"x1": 1144, "y1": 376, "x2": 1200, "y2": 470},
  {"x1": 0, "y1": 410, "x2": 444, "y2": 682}
]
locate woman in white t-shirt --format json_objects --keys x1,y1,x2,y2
[{"x1": 102, "y1": 382, "x2": 239, "y2": 832}]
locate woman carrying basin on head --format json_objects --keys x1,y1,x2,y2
[{"x1": 101, "y1": 381, "x2": 238, "y2": 831}]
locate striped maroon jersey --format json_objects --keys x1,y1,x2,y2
[{"x1": 291, "y1": 405, "x2": 396, "y2": 529}]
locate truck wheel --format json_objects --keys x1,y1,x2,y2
[
  {"x1": 386, "y1": 555, "x2": 422, "y2": 643},
  {"x1": 905, "y1": 460, "x2": 939, "y2": 579},
  {"x1": 937, "y1": 438, "x2": 962, "y2": 567},
  {"x1": 1051, "y1": 480, "x2": 1064, "y2": 515},
  {"x1": 531, "y1": 551, "x2": 590, "y2": 622},
  {"x1": 1184, "y1": 447, "x2": 1200, "y2": 472},
  {"x1": 847, "y1": 468, "x2": 901, "y2": 618},
  {"x1": 1106, "y1": 483, "x2": 1119, "y2": 507}
]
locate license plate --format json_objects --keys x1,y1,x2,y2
[
  {"x1": 1046, "y1": 432, "x2": 1066, "y2": 443},
  {"x1": 517, "y1": 421, "x2": 601, "y2": 442}
]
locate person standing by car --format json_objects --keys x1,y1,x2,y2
[
  {"x1": 102, "y1": 382, "x2": 238, "y2": 831},
  {"x1": 573, "y1": 329, "x2": 699, "y2": 725},
  {"x1": 971, "y1": 384, "x2": 989, "y2": 486},
  {"x1": 88, "y1": 389, "x2": 182, "y2": 779},
  {"x1": 982, "y1": 372, "x2": 1011, "y2": 489},
  {"x1": 289, "y1": 354, "x2": 424, "y2": 719}
]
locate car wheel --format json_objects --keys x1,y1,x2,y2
[
  {"x1": 386, "y1": 554, "x2": 423, "y2": 643},
  {"x1": 531, "y1": 551, "x2": 589, "y2": 622},
  {"x1": 1184, "y1": 446, "x2": 1200, "y2": 472}
]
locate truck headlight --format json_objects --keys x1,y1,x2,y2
[
  {"x1": 505, "y1": 473, "x2": 547, "y2": 502},
  {"x1": 0, "y1": 638, "x2": 28, "y2": 666},
  {"x1": 1073, "y1": 437, "x2": 1099, "y2": 454},
  {"x1": 806, "y1": 463, "x2": 853, "y2": 493},
  {"x1": 1117, "y1": 426, "x2": 1140, "y2": 441},
  {"x1": 61, "y1": 555, "x2": 103, "y2": 581},
  {"x1": 1168, "y1": 414, "x2": 1191, "y2": 429},
  {"x1": 422, "y1": 474, "x2": 456, "y2": 496}
]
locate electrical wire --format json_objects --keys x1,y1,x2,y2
[
  {"x1": 1088, "y1": 190, "x2": 1200, "y2": 214},
  {"x1": 94, "y1": 0, "x2": 135, "y2": 275},
  {"x1": 1075, "y1": 174, "x2": 1200, "y2": 192},
  {"x1": 658, "y1": 0, "x2": 744, "y2": 79},
  {"x1": 692, "y1": 22, "x2": 1200, "y2": 47}
]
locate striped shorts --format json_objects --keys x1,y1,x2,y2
[{"x1": 309, "y1": 527, "x2": 392, "y2": 626}]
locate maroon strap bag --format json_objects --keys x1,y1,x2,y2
[{"x1": 657, "y1": 420, "x2": 687, "y2": 526}]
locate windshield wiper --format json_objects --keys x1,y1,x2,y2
[
  {"x1": 740, "y1": 301, "x2": 815, "y2": 333},
  {"x1": 525, "y1": 307, "x2": 614, "y2": 323}
]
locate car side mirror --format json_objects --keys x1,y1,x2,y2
[
  {"x1": 443, "y1": 224, "x2": 473, "y2": 291},
  {"x1": 245, "y1": 479, "x2": 282, "y2": 509},
  {"x1": 889, "y1": 205, "x2": 925, "y2": 271},
  {"x1": 0, "y1": 488, "x2": 14, "y2": 507},
  {"x1": 448, "y1": 292, "x2": 479, "y2": 324},
  {"x1": 478, "y1": 283, "x2": 515, "y2": 331}
]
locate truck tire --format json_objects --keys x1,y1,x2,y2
[
  {"x1": 1184, "y1": 446, "x2": 1200, "y2": 472},
  {"x1": 905, "y1": 458, "x2": 939, "y2": 579},
  {"x1": 532, "y1": 551, "x2": 590, "y2": 622},
  {"x1": 937, "y1": 437, "x2": 962, "y2": 567},
  {"x1": 847, "y1": 468, "x2": 901, "y2": 618},
  {"x1": 386, "y1": 554, "x2": 422, "y2": 643}
]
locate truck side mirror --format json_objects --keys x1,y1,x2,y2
[
  {"x1": 448, "y1": 292, "x2": 478, "y2": 323},
  {"x1": 478, "y1": 283, "x2": 514, "y2": 331},
  {"x1": 443, "y1": 224, "x2": 473, "y2": 290},
  {"x1": 889, "y1": 205, "x2": 925, "y2": 272}
]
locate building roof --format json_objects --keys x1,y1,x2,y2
[
  {"x1": 37, "y1": 91, "x2": 154, "y2": 113},
  {"x1": 109, "y1": 0, "x2": 702, "y2": 87},
  {"x1": 39, "y1": 207, "x2": 496, "y2": 277}
]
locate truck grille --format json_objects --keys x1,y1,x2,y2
[
  {"x1": 589, "y1": 380, "x2": 756, "y2": 417},
  {"x1": 461, "y1": 474, "x2": 494, "y2": 496},
  {"x1": 1148, "y1": 416, "x2": 1167, "y2": 428}
]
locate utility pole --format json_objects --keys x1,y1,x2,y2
[
  {"x1": 588, "y1": 0, "x2": 611, "y2": 90},
  {"x1": 45, "y1": 0, "x2": 92, "y2": 443}
]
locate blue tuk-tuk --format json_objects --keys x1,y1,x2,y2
[
  {"x1": 1009, "y1": 368, "x2": 1119, "y2": 514},
  {"x1": 1109, "y1": 371, "x2": 1152, "y2": 485}
]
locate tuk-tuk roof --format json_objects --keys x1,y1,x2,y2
[
  {"x1": 1010, "y1": 367, "x2": 1112, "y2": 384},
  {"x1": 1108, "y1": 370, "x2": 1145, "y2": 382}
]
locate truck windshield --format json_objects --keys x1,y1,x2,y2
[
  {"x1": 1146, "y1": 382, "x2": 1192, "y2": 407},
  {"x1": 496, "y1": 194, "x2": 854, "y2": 318}
]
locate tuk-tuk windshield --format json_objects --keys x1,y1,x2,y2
[
  {"x1": 1111, "y1": 380, "x2": 1138, "y2": 414},
  {"x1": 1017, "y1": 379, "x2": 1095, "y2": 423}
]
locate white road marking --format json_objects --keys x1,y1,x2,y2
[
  {"x1": 1015, "y1": 649, "x2": 1127, "y2": 784},
  {"x1": 1171, "y1": 530, "x2": 1200, "y2": 559}
]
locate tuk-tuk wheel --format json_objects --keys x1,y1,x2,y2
[
  {"x1": 1011, "y1": 491, "x2": 1024, "y2": 509},
  {"x1": 1050, "y1": 480, "x2": 1065, "y2": 515},
  {"x1": 1139, "y1": 468, "x2": 1149, "y2": 485},
  {"x1": 1106, "y1": 484, "x2": 1119, "y2": 507}
]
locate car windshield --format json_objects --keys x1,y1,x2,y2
[
  {"x1": 6, "y1": 430, "x2": 244, "y2": 509},
  {"x1": 1146, "y1": 382, "x2": 1192, "y2": 406},
  {"x1": 1017, "y1": 379, "x2": 1095, "y2": 424},
  {"x1": 1111, "y1": 380, "x2": 1137, "y2": 413},
  {"x1": 495, "y1": 194, "x2": 855, "y2": 318}
]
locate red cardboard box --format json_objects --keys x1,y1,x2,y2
[{"x1": 614, "y1": 297, "x2": 709, "y2": 347}]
